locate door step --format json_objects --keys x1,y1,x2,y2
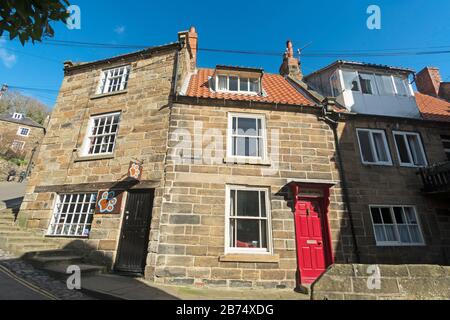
[{"x1": 42, "y1": 263, "x2": 107, "y2": 279}]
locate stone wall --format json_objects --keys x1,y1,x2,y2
[
  {"x1": 311, "y1": 264, "x2": 450, "y2": 300},
  {"x1": 337, "y1": 117, "x2": 450, "y2": 265},
  {"x1": 148, "y1": 101, "x2": 353, "y2": 289},
  {"x1": 17, "y1": 44, "x2": 183, "y2": 265}
]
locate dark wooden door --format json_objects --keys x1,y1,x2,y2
[{"x1": 115, "y1": 189, "x2": 154, "y2": 275}]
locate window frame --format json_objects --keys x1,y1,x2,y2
[
  {"x1": 369, "y1": 205, "x2": 425, "y2": 246},
  {"x1": 47, "y1": 193, "x2": 97, "y2": 238},
  {"x1": 392, "y1": 131, "x2": 428, "y2": 168},
  {"x1": 96, "y1": 65, "x2": 131, "y2": 95},
  {"x1": 227, "y1": 113, "x2": 268, "y2": 161},
  {"x1": 11, "y1": 140, "x2": 25, "y2": 151},
  {"x1": 80, "y1": 112, "x2": 121, "y2": 157},
  {"x1": 441, "y1": 135, "x2": 450, "y2": 160},
  {"x1": 224, "y1": 185, "x2": 273, "y2": 255},
  {"x1": 356, "y1": 128, "x2": 393, "y2": 166},
  {"x1": 17, "y1": 127, "x2": 30, "y2": 137},
  {"x1": 215, "y1": 75, "x2": 260, "y2": 95}
]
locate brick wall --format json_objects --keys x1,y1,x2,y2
[
  {"x1": 148, "y1": 101, "x2": 353, "y2": 289},
  {"x1": 337, "y1": 117, "x2": 450, "y2": 265}
]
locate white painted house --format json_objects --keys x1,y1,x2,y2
[{"x1": 304, "y1": 60, "x2": 421, "y2": 119}]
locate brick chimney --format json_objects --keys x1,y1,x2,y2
[
  {"x1": 416, "y1": 67, "x2": 442, "y2": 97},
  {"x1": 279, "y1": 40, "x2": 302, "y2": 80}
]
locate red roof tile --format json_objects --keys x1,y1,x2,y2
[
  {"x1": 184, "y1": 68, "x2": 314, "y2": 106},
  {"x1": 415, "y1": 92, "x2": 450, "y2": 122}
]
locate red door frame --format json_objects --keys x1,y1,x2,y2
[{"x1": 290, "y1": 182, "x2": 334, "y2": 286}]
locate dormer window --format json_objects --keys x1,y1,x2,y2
[
  {"x1": 214, "y1": 65, "x2": 263, "y2": 95},
  {"x1": 216, "y1": 75, "x2": 260, "y2": 94},
  {"x1": 12, "y1": 113, "x2": 23, "y2": 120}
]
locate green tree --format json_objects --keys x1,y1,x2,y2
[
  {"x1": 0, "y1": 0, "x2": 70, "y2": 45},
  {"x1": 0, "y1": 91, "x2": 50, "y2": 124}
]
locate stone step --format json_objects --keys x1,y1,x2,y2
[
  {"x1": 0, "y1": 225, "x2": 22, "y2": 231},
  {"x1": 42, "y1": 263, "x2": 107, "y2": 279},
  {"x1": 27, "y1": 255, "x2": 85, "y2": 268},
  {"x1": 0, "y1": 230, "x2": 34, "y2": 237},
  {"x1": 0, "y1": 215, "x2": 15, "y2": 221},
  {"x1": 23, "y1": 249, "x2": 79, "y2": 259},
  {"x1": 1, "y1": 236, "x2": 52, "y2": 244},
  {"x1": 9, "y1": 243, "x2": 60, "y2": 254}
]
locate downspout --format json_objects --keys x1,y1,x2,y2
[{"x1": 318, "y1": 101, "x2": 361, "y2": 263}]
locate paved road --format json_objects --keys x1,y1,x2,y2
[
  {"x1": 0, "y1": 266, "x2": 51, "y2": 300},
  {"x1": 0, "y1": 181, "x2": 26, "y2": 209}
]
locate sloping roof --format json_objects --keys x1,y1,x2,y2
[
  {"x1": 0, "y1": 113, "x2": 44, "y2": 128},
  {"x1": 184, "y1": 68, "x2": 314, "y2": 106},
  {"x1": 415, "y1": 92, "x2": 450, "y2": 122}
]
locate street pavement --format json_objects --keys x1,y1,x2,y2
[
  {"x1": 0, "y1": 181, "x2": 26, "y2": 209},
  {"x1": 0, "y1": 266, "x2": 51, "y2": 300}
]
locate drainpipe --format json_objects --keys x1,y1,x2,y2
[{"x1": 318, "y1": 98, "x2": 360, "y2": 263}]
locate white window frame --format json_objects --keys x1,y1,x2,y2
[
  {"x1": 80, "y1": 112, "x2": 121, "y2": 157},
  {"x1": 17, "y1": 127, "x2": 30, "y2": 137},
  {"x1": 47, "y1": 193, "x2": 97, "y2": 238},
  {"x1": 356, "y1": 128, "x2": 393, "y2": 166},
  {"x1": 96, "y1": 65, "x2": 130, "y2": 94},
  {"x1": 392, "y1": 131, "x2": 428, "y2": 168},
  {"x1": 11, "y1": 140, "x2": 25, "y2": 151},
  {"x1": 369, "y1": 205, "x2": 425, "y2": 246},
  {"x1": 227, "y1": 113, "x2": 268, "y2": 161},
  {"x1": 215, "y1": 75, "x2": 260, "y2": 95},
  {"x1": 225, "y1": 185, "x2": 273, "y2": 255}
]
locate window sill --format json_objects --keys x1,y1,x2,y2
[
  {"x1": 90, "y1": 90, "x2": 128, "y2": 100},
  {"x1": 219, "y1": 254, "x2": 279, "y2": 263},
  {"x1": 74, "y1": 153, "x2": 115, "y2": 162},
  {"x1": 223, "y1": 157, "x2": 271, "y2": 166}
]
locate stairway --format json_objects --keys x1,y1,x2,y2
[{"x1": 0, "y1": 208, "x2": 106, "y2": 279}]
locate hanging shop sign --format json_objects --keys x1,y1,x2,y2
[
  {"x1": 95, "y1": 190, "x2": 123, "y2": 214},
  {"x1": 128, "y1": 161, "x2": 143, "y2": 181}
]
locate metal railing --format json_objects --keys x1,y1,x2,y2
[{"x1": 419, "y1": 161, "x2": 450, "y2": 194}]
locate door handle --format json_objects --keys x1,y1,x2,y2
[{"x1": 318, "y1": 241, "x2": 323, "y2": 246}]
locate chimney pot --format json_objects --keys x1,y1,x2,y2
[{"x1": 279, "y1": 40, "x2": 302, "y2": 80}]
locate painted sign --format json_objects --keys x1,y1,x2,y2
[
  {"x1": 95, "y1": 190, "x2": 123, "y2": 214},
  {"x1": 128, "y1": 161, "x2": 143, "y2": 181}
]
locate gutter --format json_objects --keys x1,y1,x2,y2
[{"x1": 318, "y1": 102, "x2": 361, "y2": 263}]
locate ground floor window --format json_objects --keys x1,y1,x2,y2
[
  {"x1": 226, "y1": 185, "x2": 272, "y2": 254},
  {"x1": 47, "y1": 193, "x2": 97, "y2": 237},
  {"x1": 370, "y1": 205, "x2": 424, "y2": 246}
]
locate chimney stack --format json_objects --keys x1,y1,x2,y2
[
  {"x1": 416, "y1": 67, "x2": 442, "y2": 97},
  {"x1": 178, "y1": 26, "x2": 198, "y2": 70},
  {"x1": 279, "y1": 40, "x2": 302, "y2": 80}
]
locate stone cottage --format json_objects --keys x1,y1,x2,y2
[
  {"x1": 303, "y1": 61, "x2": 450, "y2": 265},
  {"x1": 0, "y1": 112, "x2": 45, "y2": 162}
]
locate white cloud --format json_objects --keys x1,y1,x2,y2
[
  {"x1": 114, "y1": 25, "x2": 126, "y2": 35},
  {"x1": 0, "y1": 38, "x2": 17, "y2": 68}
]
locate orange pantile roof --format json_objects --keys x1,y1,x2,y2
[
  {"x1": 184, "y1": 68, "x2": 314, "y2": 106},
  {"x1": 415, "y1": 92, "x2": 450, "y2": 122}
]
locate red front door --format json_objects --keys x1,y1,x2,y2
[{"x1": 295, "y1": 198, "x2": 330, "y2": 284}]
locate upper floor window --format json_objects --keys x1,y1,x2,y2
[
  {"x1": 226, "y1": 186, "x2": 272, "y2": 254},
  {"x1": 17, "y1": 127, "x2": 30, "y2": 137},
  {"x1": 227, "y1": 113, "x2": 267, "y2": 160},
  {"x1": 356, "y1": 129, "x2": 392, "y2": 165},
  {"x1": 12, "y1": 113, "x2": 23, "y2": 120},
  {"x1": 97, "y1": 66, "x2": 130, "y2": 94},
  {"x1": 81, "y1": 112, "x2": 121, "y2": 156},
  {"x1": 370, "y1": 206, "x2": 424, "y2": 246},
  {"x1": 339, "y1": 70, "x2": 411, "y2": 97},
  {"x1": 441, "y1": 135, "x2": 450, "y2": 161},
  {"x1": 393, "y1": 131, "x2": 427, "y2": 167},
  {"x1": 217, "y1": 75, "x2": 260, "y2": 94}
]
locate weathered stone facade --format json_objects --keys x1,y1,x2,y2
[
  {"x1": 0, "y1": 116, "x2": 44, "y2": 161},
  {"x1": 311, "y1": 264, "x2": 450, "y2": 300},
  {"x1": 337, "y1": 115, "x2": 450, "y2": 265},
  {"x1": 17, "y1": 39, "x2": 189, "y2": 266},
  {"x1": 148, "y1": 99, "x2": 352, "y2": 289}
]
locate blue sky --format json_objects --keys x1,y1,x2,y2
[{"x1": 1, "y1": 0, "x2": 449, "y2": 108}]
